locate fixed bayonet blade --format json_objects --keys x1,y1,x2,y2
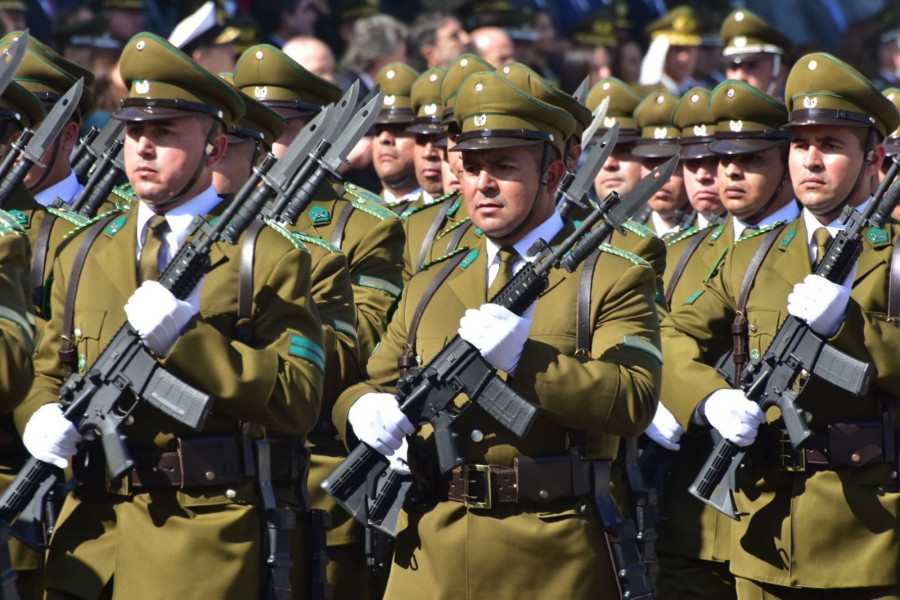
[
  {"x1": 263, "y1": 102, "x2": 336, "y2": 192},
  {"x1": 0, "y1": 30, "x2": 27, "y2": 99},
  {"x1": 88, "y1": 118, "x2": 126, "y2": 158},
  {"x1": 581, "y1": 95, "x2": 609, "y2": 147},
  {"x1": 318, "y1": 89, "x2": 385, "y2": 172},
  {"x1": 567, "y1": 120, "x2": 618, "y2": 203},
  {"x1": 22, "y1": 78, "x2": 84, "y2": 165},
  {"x1": 610, "y1": 152, "x2": 680, "y2": 224},
  {"x1": 571, "y1": 75, "x2": 590, "y2": 104}
]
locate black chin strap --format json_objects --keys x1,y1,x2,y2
[
  {"x1": 499, "y1": 143, "x2": 555, "y2": 244},
  {"x1": 745, "y1": 169, "x2": 788, "y2": 223}
]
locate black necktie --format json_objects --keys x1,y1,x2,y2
[
  {"x1": 139, "y1": 214, "x2": 169, "y2": 283},
  {"x1": 488, "y1": 246, "x2": 518, "y2": 300}
]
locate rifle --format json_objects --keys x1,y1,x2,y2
[
  {"x1": 0, "y1": 79, "x2": 84, "y2": 208},
  {"x1": 70, "y1": 119, "x2": 126, "y2": 184},
  {"x1": 688, "y1": 155, "x2": 900, "y2": 519},
  {"x1": 322, "y1": 154, "x2": 682, "y2": 537},
  {"x1": 51, "y1": 131, "x2": 126, "y2": 223}
]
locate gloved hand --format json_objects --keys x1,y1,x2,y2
[
  {"x1": 386, "y1": 437, "x2": 411, "y2": 476},
  {"x1": 787, "y1": 274, "x2": 851, "y2": 338},
  {"x1": 699, "y1": 389, "x2": 766, "y2": 447},
  {"x1": 347, "y1": 392, "x2": 414, "y2": 457},
  {"x1": 125, "y1": 280, "x2": 200, "y2": 356},
  {"x1": 458, "y1": 303, "x2": 532, "y2": 373},
  {"x1": 22, "y1": 404, "x2": 84, "y2": 468},
  {"x1": 646, "y1": 402, "x2": 684, "y2": 451}
]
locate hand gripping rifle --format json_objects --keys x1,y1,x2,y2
[
  {"x1": 322, "y1": 153, "x2": 682, "y2": 538},
  {"x1": 688, "y1": 155, "x2": 900, "y2": 520},
  {"x1": 0, "y1": 78, "x2": 83, "y2": 209}
]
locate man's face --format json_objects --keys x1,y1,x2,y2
[
  {"x1": 726, "y1": 55, "x2": 776, "y2": 93},
  {"x1": 272, "y1": 116, "x2": 308, "y2": 158},
  {"x1": 23, "y1": 119, "x2": 79, "y2": 194},
  {"x1": 195, "y1": 43, "x2": 239, "y2": 76},
  {"x1": 683, "y1": 155, "x2": 723, "y2": 216},
  {"x1": 124, "y1": 116, "x2": 220, "y2": 210},
  {"x1": 212, "y1": 138, "x2": 256, "y2": 195},
  {"x1": 789, "y1": 125, "x2": 878, "y2": 221},
  {"x1": 642, "y1": 155, "x2": 687, "y2": 218},
  {"x1": 432, "y1": 17, "x2": 470, "y2": 69},
  {"x1": 664, "y1": 45, "x2": 697, "y2": 83},
  {"x1": 413, "y1": 133, "x2": 444, "y2": 195},
  {"x1": 372, "y1": 123, "x2": 416, "y2": 187},
  {"x1": 593, "y1": 144, "x2": 643, "y2": 199},
  {"x1": 718, "y1": 146, "x2": 787, "y2": 220},
  {"x1": 442, "y1": 135, "x2": 462, "y2": 192},
  {"x1": 283, "y1": 0, "x2": 317, "y2": 37},
  {"x1": 460, "y1": 143, "x2": 559, "y2": 246}
]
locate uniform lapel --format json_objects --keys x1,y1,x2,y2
[
  {"x1": 772, "y1": 219, "x2": 812, "y2": 288},
  {"x1": 95, "y1": 206, "x2": 140, "y2": 303},
  {"x1": 539, "y1": 221, "x2": 578, "y2": 298},
  {"x1": 853, "y1": 228, "x2": 892, "y2": 285},
  {"x1": 447, "y1": 241, "x2": 489, "y2": 310}
]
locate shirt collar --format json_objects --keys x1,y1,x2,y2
[
  {"x1": 136, "y1": 185, "x2": 223, "y2": 252},
  {"x1": 485, "y1": 210, "x2": 565, "y2": 269},
  {"x1": 34, "y1": 170, "x2": 83, "y2": 207},
  {"x1": 383, "y1": 187, "x2": 422, "y2": 206},
  {"x1": 733, "y1": 199, "x2": 802, "y2": 241}
]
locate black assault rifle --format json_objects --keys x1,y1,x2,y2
[
  {"x1": 688, "y1": 155, "x2": 900, "y2": 519},
  {"x1": 321, "y1": 153, "x2": 681, "y2": 538}
]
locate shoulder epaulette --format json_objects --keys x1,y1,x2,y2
[
  {"x1": 598, "y1": 243, "x2": 650, "y2": 266},
  {"x1": 664, "y1": 222, "x2": 719, "y2": 247},
  {"x1": 420, "y1": 245, "x2": 470, "y2": 271},
  {"x1": 704, "y1": 246, "x2": 730, "y2": 283},
  {"x1": 400, "y1": 191, "x2": 458, "y2": 220},
  {"x1": 47, "y1": 206, "x2": 90, "y2": 228},
  {"x1": 623, "y1": 220, "x2": 656, "y2": 239},
  {"x1": 103, "y1": 214, "x2": 129, "y2": 237},
  {"x1": 64, "y1": 207, "x2": 127, "y2": 239},
  {"x1": 344, "y1": 184, "x2": 397, "y2": 220},
  {"x1": 307, "y1": 204, "x2": 332, "y2": 225},
  {"x1": 708, "y1": 223, "x2": 727, "y2": 241},
  {"x1": 261, "y1": 218, "x2": 310, "y2": 253},
  {"x1": 112, "y1": 183, "x2": 138, "y2": 204},
  {"x1": 737, "y1": 220, "x2": 787, "y2": 244},
  {"x1": 0, "y1": 210, "x2": 25, "y2": 235},
  {"x1": 7, "y1": 209, "x2": 28, "y2": 228},
  {"x1": 437, "y1": 216, "x2": 471, "y2": 239},
  {"x1": 293, "y1": 231, "x2": 342, "y2": 254},
  {"x1": 867, "y1": 227, "x2": 890, "y2": 246}
]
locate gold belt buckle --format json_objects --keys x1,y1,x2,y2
[
  {"x1": 461, "y1": 464, "x2": 492, "y2": 509},
  {"x1": 779, "y1": 434, "x2": 805, "y2": 472}
]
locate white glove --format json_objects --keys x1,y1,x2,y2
[
  {"x1": 125, "y1": 280, "x2": 200, "y2": 356},
  {"x1": 347, "y1": 392, "x2": 414, "y2": 457},
  {"x1": 787, "y1": 274, "x2": 850, "y2": 338},
  {"x1": 458, "y1": 303, "x2": 532, "y2": 373},
  {"x1": 646, "y1": 403, "x2": 684, "y2": 451},
  {"x1": 22, "y1": 404, "x2": 84, "y2": 468},
  {"x1": 386, "y1": 437, "x2": 411, "y2": 476},
  {"x1": 699, "y1": 389, "x2": 766, "y2": 447}
]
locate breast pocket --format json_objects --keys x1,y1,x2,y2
[
  {"x1": 745, "y1": 309, "x2": 782, "y2": 362},
  {"x1": 73, "y1": 309, "x2": 107, "y2": 373}
]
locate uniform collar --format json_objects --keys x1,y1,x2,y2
[
  {"x1": 136, "y1": 185, "x2": 223, "y2": 261},
  {"x1": 733, "y1": 200, "x2": 801, "y2": 241},
  {"x1": 485, "y1": 210, "x2": 565, "y2": 279}
]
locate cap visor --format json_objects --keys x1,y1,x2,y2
[
  {"x1": 112, "y1": 105, "x2": 208, "y2": 121},
  {"x1": 680, "y1": 142, "x2": 716, "y2": 159},
  {"x1": 709, "y1": 137, "x2": 787, "y2": 155},
  {"x1": 451, "y1": 137, "x2": 543, "y2": 152},
  {"x1": 632, "y1": 141, "x2": 681, "y2": 158}
]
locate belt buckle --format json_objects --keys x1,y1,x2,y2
[
  {"x1": 461, "y1": 464, "x2": 492, "y2": 509},
  {"x1": 779, "y1": 433, "x2": 805, "y2": 472}
]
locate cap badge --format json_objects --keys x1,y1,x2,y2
[
  {"x1": 387, "y1": 69, "x2": 396, "y2": 79},
  {"x1": 808, "y1": 60, "x2": 818, "y2": 71},
  {"x1": 734, "y1": 36, "x2": 747, "y2": 47},
  {"x1": 729, "y1": 120, "x2": 743, "y2": 132},
  {"x1": 255, "y1": 50, "x2": 264, "y2": 60},
  {"x1": 735, "y1": 11, "x2": 745, "y2": 21},
  {"x1": 429, "y1": 73, "x2": 439, "y2": 82},
  {"x1": 474, "y1": 83, "x2": 484, "y2": 92},
  {"x1": 254, "y1": 86, "x2": 268, "y2": 100},
  {"x1": 384, "y1": 94, "x2": 396, "y2": 106},
  {"x1": 136, "y1": 40, "x2": 146, "y2": 51},
  {"x1": 691, "y1": 93, "x2": 700, "y2": 103},
  {"x1": 654, "y1": 127, "x2": 668, "y2": 139},
  {"x1": 460, "y1": 58, "x2": 469, "y2": 67},
  {"x1": 603, "y1": 116, "x2": 616, "y2": 127},
  {"x1": 602, "y1": 82, "x2": 611, "y2": 90},
  {"x1": 135, "y1": 80, "x2": 150, "y2": 95},
  {"x1": 803, "y1": 96, "x2": 818, "y2": 109},
  {"x1": 693, "y1": 124, "x2": 707, "y2": 136},
  {"x1": 424, "y1": 103, "x2": 437, "y2": 115},
  {"x1": 656, "y1": 95, "x2": 665, "y2": 105},
  {"x1": 473, "y1": 114, "x2": 487, "y2": 127},
  {"x1": 727, "y1": 88, "x2": 735, "y2": 98}
]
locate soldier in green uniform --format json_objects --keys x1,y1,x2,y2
[
  {"x1": 405, "y1": 68, "x2": 447, "y2": 209},
  {"x1": 673, "y1": 87, "x2": 727, "y2": 230},
  {"x1": 650, "y1": 79, "x2": 799, "y2": 600},
  {"x1": 16, "y1": 33, "x2": 324, "y2": 599},
  {"x1": 632, "y1": 89, "x2": 694, "y2": 240},
  {"x1": 879, "y1": 87, "x2": 900, "y2": 219},
  {"x1": 660, "y1": 53, "x2": 900, "y2": 599},
  {"x1": 587, "y1": 78, "x2": 646, "y2": 203},
  {"x1": 334, "y1": 69, "x2": 662, "y2": 600},
  {"x1": 720, "y1": 8, "x2": 792, "y2": 97},
  {"x1": 234, "y1": 43, "x2": 403, "y2": 600}
]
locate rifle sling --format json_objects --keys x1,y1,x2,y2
[
  {"x1": 889, "y1": 241, "x2": 900, "y2": 321},
  {"x1": 416, "y1": 198, "x2": 455, "y2": 274},
  {"x1": 59, "y1": 213, "x2": 119, "y2": 377},
  {"x1": 236, "y1": 220, "x2": 265, "y2": 346},
  {"x1": 31, "y1": 212, "x2": 58, "y2": 316},
  {"x1": 664, "y1": 227, "x2": 715, "y2": 308},
  {"x1": 445, "y1": 220, "x2": 473, "y2": 254},
  {"x1": 330, "y1": 202, "x2": 354, "y2": 248}
]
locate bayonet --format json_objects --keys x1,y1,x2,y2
[
  {"x1": 581, "y1": 95, "x2": 609, "y2": 148},
  {"x1": 557, "y1": 120, "x2": 618, "y2": 219},
  {"x1": 0, "y1": 30, "x2": 27, "y2": 99}
]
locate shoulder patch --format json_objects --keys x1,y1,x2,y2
[
  {"x1": 345, "y1": 185, "x2": 397, "y2": 220},
  {"x1": 438, "y1": 217, "x2": 471, "y2": 239},
  {"x1": 262, "y1": 218, "x2": 310, "y2": 253},
  {"x1": 104, "y1": 214, "x2": 128, "y2": 236},
  {"x1": 47, "y1": 206, "x2": 90, "y2": 228},
  {"x1": 778, "y1": 226, "x2": 797, "y2": 248},
  {"x1": 621, "y1": 334, "x2": 662, "y2": 365},
  {"x1": 0, "y1": 210, "x2": 25, "y2": 235},
  {"x1": 684, "y1": 289, "x2": 704, "y2": 305},
  {"x1": 623, "y1": 220, "x2": 657, "y2": 239},
  {"x1": 112, "y1": 183, "x2": 138, "y2": 204},
  {"x1": 7, "y1": 209, "x2": 28, "y2": 228},
  {"x1": 704, "y1": 247, "x2": 729, "y2": 283},
  {"x1": 459, "y1": 248, "x2": 480, "y2": 269},
  {"x1": 597, "y1": 243, "x2": 650, "y2": 266},
  {"x1": 867, "y1": 227, "x2": 889, "y2": 245},
  {"x1": 664, "y1": 222, "x2": 718, "y2": 247},
  {"x1": 64, "y1": 208, "x2": 126, "y2": 239},
  {"x1": 420, "y1": 245, "x2": 469, "y2": 270},
  {"x1": 307, "y1": 205, "x2": 331, "y2": 225},
  {"x1": 708, "y1": 223, "x2": 727, "y2": 241},
  {"x1": 357, "y1": 274, "x2": 402, "y2": 297}
]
